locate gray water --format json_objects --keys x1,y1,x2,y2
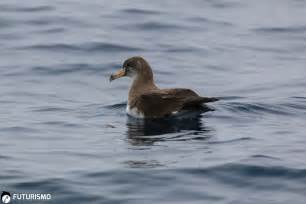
[{"x1": 1, "y1": 0, "x2": 306, "y2": 203}]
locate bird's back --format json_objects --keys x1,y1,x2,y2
[{"x1": 129, "y1": 88, "x2": 218, "y2": 118}]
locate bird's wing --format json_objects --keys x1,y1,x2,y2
[{"x1": 131, "y1": 88, "x2": 218, "y2": 118}]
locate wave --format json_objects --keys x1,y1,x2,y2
[
  {"x1": 253, "y1": 26, "x2": 306, "y2": 34},
  {"x1": 180, "y1": 163, "x2": 306, "y2": 181},
  {"x1": 31, "y1": 64, "x2": 104, "y2": 76},
  {"x1": 187, "y1": 16, "x2": 233, "y2": 27},
  {"x1": 3, "y1": 62, "x2": 120, "y2": 77},
  {"x1": 3, "y1": 163, "x2": 305, "y2": 204},
  {"x1": 120, "y1": 21, "x2": 183, "y2": 31},
  {"x1": 31, "y1": 106, "x2": 72, "y2": 112},
  {"x1": 0, "y1": 126, "x2": 39, "y2": 133},
  {"x1": 104, "y1": 102, "x2": 126, "y2": 110},
  {"x1": 19, "y1": 42, "x2": 144, "y2": 53},
  {"x1": 220, "y1": 99, "x2": 306, "y2": 116},
  {"x1": 120, "y1": 8, "x2": 162, "y2": 15},
  {"x1": 0, "y1": 5, "x2": 54, "y2": 13}
]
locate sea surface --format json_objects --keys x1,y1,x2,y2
[{"x1": 1, "y1": 0, "x2": 306, "y2": 203}]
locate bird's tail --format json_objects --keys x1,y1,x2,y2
[
  {"x1": 183, "y1": 97, "x2": 219, "y2": 109},
  {"x1": 199, "y1": 97, "x2": 219, "y2": 103}
]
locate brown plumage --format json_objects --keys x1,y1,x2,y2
[{"x1": 110, "y1": 56, "x2": 218, "y2": 118}]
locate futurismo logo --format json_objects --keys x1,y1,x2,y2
[
  {"x1": 1, "y1": 191, "x2": 52, "y2": 202},
  {"x1": 1, "y1": 192, "x2": 11, "y2": 204}
]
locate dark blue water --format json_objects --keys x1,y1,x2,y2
[{"x1": 1, "y1": 0, "x2": 306, "y2": 203}]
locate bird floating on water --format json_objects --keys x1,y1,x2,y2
[{"x1": 110, "y1": 56, "x2": 218, "y2": 118}]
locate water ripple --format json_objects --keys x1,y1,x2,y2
[
  {"x1": 253, "y1": 26, "x2": 306, "y2": 34},
  {"x1": 120, "y1": 8, "x2": 162, "y2": 15},
  {"x1": 0, "y1": 126, "x2": 39, "y2": 133},
  {"x1": 31, "y1": 64, "x2": 104, "y2": 76},
  {"x1": 187, "y1": 16, "x2": 233, "y2": 26},
  {"x1": 181, "y1": 163, "x2": 306, "y2": 180},
  {"x1": 0, "y1": 5, "x2": 54, "y2": 13},
  {"x1": 104, "y1": 102, "x2": 127, "y2": 110},
  {"x1": 222, "y1": 101, "x2": 297, "y2": 116},
  {"x1": 208, "y1": 137, "x2": 253, "y2": 144},
  {"x1": 32, "y1": 106, "x2": 72, "y2": 112},
  {"x1": 19, "y1": 42, "x2": 144, "y2": 52},
  {"x1": 250, "y1": 154, "x2": 281, "y2": 160},
  {"x1": 125, "y1": 21, "x2": 183, "y2": 31}
]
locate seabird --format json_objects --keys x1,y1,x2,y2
[{"x1": 110, "y1": 56, "x2": 218, "y2": 118}]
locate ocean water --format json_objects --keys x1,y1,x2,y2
[{"x1": 1, "y1": 0, "x2": 306, "y2": 203}]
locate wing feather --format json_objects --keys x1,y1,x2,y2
[{"x1": 129, "y1": 88, "x2": 218, "y2": 118}]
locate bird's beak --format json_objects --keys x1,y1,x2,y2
[{"x1": 109, "y1": 68, "x2": 126, "y2": 82}]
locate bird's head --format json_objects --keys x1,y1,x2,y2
[{"x1": 110, "y1": 56, "x2": 153, "y2": 82}]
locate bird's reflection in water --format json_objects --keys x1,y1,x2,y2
[{"x1": 126, "y1": 109, "x2": 213, "y2": 146}]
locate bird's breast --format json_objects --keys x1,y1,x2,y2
[{"x1": 126, "y1": 105, "x2": 144, "y2": 118}]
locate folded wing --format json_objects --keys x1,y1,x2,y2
[{"x1": 131, "y1": 88, "x2": 218, "y2": 118}]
